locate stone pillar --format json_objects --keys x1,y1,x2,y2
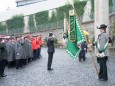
[
  {"x1": 94, "y1": 0, "x2": 109, "y2": 54},
  {"x1": 24, "y1": 16, "x2": 30, "y2": 33},
  {"x1": 94, "y1": 0, "x2": 109, "y2": 40},
  {"x1": 82, "y1": 0, "x2": 91, "y2": 22},
  {"x1": 33, "y1": 15, "x2": 37, "y2": 29}
]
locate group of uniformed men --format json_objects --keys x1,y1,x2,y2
[{"x1": 0, "y1": 34, "x2": 42, "y2": 78}]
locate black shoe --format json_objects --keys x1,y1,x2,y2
[
  {"x1": 99, "y1": 78, "x2": 108, "y2": 81},
  {"x1": 47, "y1": 68, "x2": 54, "y2": 71},
  {"x1": 1, "y1": 75, "x2": 7, "y2": 77},
  {"x1": 79, "y1": 59, "x2": 81, "y2": 62},
  {"x1": 83, "y1": 58, "x2": 85, "y2": 61},
  {"x1": 16, "y1": 67, "x2": 19, "y2": 69}
]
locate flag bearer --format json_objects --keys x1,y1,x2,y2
[{"x1": 94, "y1": 24, "x2": 109, "y2": 81}]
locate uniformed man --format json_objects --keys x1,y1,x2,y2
[
  {"x1": 6, "y1": 37, "x2": 15, "y2": 68},
  {"x1": 0, "y1": 38, "x2": 7, "y2": 77},
  {"x1": 14, "y1": 36, "x2": 23, "y2": 69},
  {"x1": 79, "y1": 41, "x2": 87, "y2": 61},
  {"x1": 94, "y1": 24, "x2": 109, "y2": 81},
  {"x1": 20, "y1": 36, "x2": 27, "y2": 66},
  {"x1": 47, "y1": 32, "x2": 55, "y2": 71},
  {"x1": 24, "y1": 37, "x2": 33, "y2": 62}
]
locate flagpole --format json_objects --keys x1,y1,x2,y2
[
  {"x1": 89, "y1": 51, "x2": 99, "y2": 75},
  {"x1": 69, "y1": 0, "x2": 99, "y2": 76}
]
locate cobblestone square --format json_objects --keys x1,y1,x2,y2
[{"x1": 0, "y1": 48, "x2": 115, "y2": 86}]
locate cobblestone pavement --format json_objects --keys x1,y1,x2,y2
[{"x1": 0, "y1": 48, "x2": 115, "y2": 86}]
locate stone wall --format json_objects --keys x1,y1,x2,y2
[
  {"x1": 81, "y1": 20, "x2": 94, "y2": 39},
  {"x1": 23, "y1": 28, "x2": 63, "y2": 44}
]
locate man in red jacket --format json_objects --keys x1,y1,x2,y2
[
  {"x1": 36, "y1": 35, "x2": 40, "y2": 59},
  {"x1": 31, "y1": 36, "x2": 37, "y2": 60}
]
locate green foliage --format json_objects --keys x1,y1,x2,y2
[
  {"x1": 49, "y1": 11, "x2": 57, "y2": 22},
  {"x1": 89, "y1": 0, "x2": 94, "y2": 20},
  {"x1": 109, "y1": 0, "x2": 113, "y2": 13},
  {"x1": 57, "y1": 4, "x2": 72, "y2": 20},
  {"x1": 28, "y1": 15, "x2": 34, "y2": 26},
  {"x1": 57, "y1": 1, "x2": 87, "y2": 20},
  {"x1": 74, "y1": 1, "x2": 87, "y2": 17},
  {"x1": 0, "y1": 23, "x2": 6, "y2": 31},
  {"x1": 34, "y1": 1, "x2": 86, "y2": 25},
  {"x1": 91, "y1": 0, "x2": 94, "y2": 13},
  {"x1": 6, "y1": 15, "x2": 24, "y2": 29},
  {"x1": 109, "y1": 0, "x2": 113, "y2": 7},
  {"x1": 35, "y1": 11, "x2": 48, "y2": 25},
  {"x1": 54, "y1": 38, "x2": 58, "y2": 44}
]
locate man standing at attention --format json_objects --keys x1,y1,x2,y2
[
  {"x1": 47, "y1": 32, "x2": 55, "y2": 71},
  {"x1": 94, "y1": 24, "x2": 109, "y2": 81}
]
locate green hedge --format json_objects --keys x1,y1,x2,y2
[
  {"x1": 56, "y1": 4, "x2": 72, "y2": 20},
  {"x1": 91, "y1": 0, "x2": 94, "y2": 13},
  {"x1": 109, "y1": 0, "x2": 113, "y2": 7},
  {"x1": 74, "y1": 1, "x2": 87, "y2": 17},
  {"x1": 35, "y1": 11, "x2": 48, "y2": 25},
  {"x1": 34, "y1": 1, "x2": 87, "y2": 25},
  {"x1": 6, "y1": 15, "x2": 24, "y2": 30},
  {"x1": 28, "y1": 14, "x2": 34, "y2": 26},
  {"x1": 0, "y1": 23, "x2": 6, "y2": 31},
  {"x1": 49, "y1": 11, "x2": 57, "y2": 22}
]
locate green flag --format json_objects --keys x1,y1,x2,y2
[{"x1": 66, "y1": 17, "x2": 85, "y2": 60}]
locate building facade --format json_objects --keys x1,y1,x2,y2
[{"x1": 16, "y1": 0, "x2": 47, "y2": 7}]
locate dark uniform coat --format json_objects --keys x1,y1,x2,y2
[
  {"x1": 26, "y1": 40, "x2": 33, "y2": 58},
  {"x1": 79, "y1": 41, "x2": 87, "y2": 60},
  {"x1": 6, "y1": 42, "x2": 15, "y2": 61},
  {"x1": 47, "y1": 37, "x2": 55, "y2": 69},
  {"x1": 14, "y1": 41, "x2": 23, "y2": 60},
  {"x1": 20, "y1": 39, "x2": 27, "y2": 59},
  {"x1": 0, "y1": 43, "x2": 7, "y2": 60},
  {"x1": 47, "y1": 37, "x2": 55, "y2": 53}
]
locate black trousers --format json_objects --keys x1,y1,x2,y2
[
  {"x1": 79, "y1": 51, "x2": 85, "y2": 61},
  {"x1": 33, "y1": 49, "x2": 37, "y2": 59},
  {"x1": 37, "y1": 48, "x2": 40, "y2": 58},
  {"x1": 99, "y1": 56, "x2": 108, "y2": 80},
  {"x1": 8, "y1": 61, "x2": 15, "y2": 68},
  {"x1": 16, "y1": 59, "x2": 21, "y2": 69},
  {"x1": 47, "y1": 52, "x2": 54, "y2": 69},
  {"x1": 0, "y1": 60, "x2": 6, "y2": 76}
]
